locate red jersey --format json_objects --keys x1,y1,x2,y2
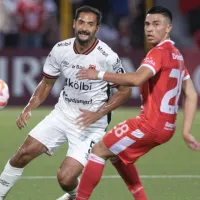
[{"x1": 137, "y1": 40, "x2": 190, "y2": 136}]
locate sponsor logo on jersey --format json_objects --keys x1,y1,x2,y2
[
  {"x1": 89, "y1": 64, "x2": 96, "y2": 69},
  {"x1": 172, "y1": 53, "x2": 183, "y2": 61},
  {"x1": 164, "y1": 121, "x2": 176, "y2": 131},
  {"x1": 65, "y1": 78, "x2": 92, "y2": 90},
  {"x1": 63, "y1": 93, "x2": 93, "y2": 105},
  {"x1": 61, "y1": 61, "x2": 70, "y2": 68},
  {"x1": 72, "y1": 64, "x2": 84, "y2": 69},
  {"x1": 97, "y1": 46, "x2": 109, "y2": 57},
  {"x1": 57, "y1": 41, "x2": 71, "y2": 47},
  {"x1": 143, "y1": 58, "x2": 155, "y2": 66},
  {"x1": 112, "y1": 58, "x2": 122, "y2": 70}
]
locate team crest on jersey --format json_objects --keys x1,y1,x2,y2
[{"x1": 89, "y1": 64, "x2": 96, "y2": 69}]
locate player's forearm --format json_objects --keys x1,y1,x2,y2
[
  {"x1": 182, "y1": 92, "x2": 198, "y2": 136},
  {"x1": 97, "y1": 87, "x2": 132, "y2": 117},
  {"x1": 103, "y1": 72, "x2": 141, "y2": 86},
  {"x1": 24, "y1": 80, "x2": 52, "y2": 112}
]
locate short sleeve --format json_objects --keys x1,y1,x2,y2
[
  {"x1": 43, "y1": 45, "x2": 60, "y2": 79},
  {"x1": 140, "y1": 48, "x2": 162, "y2": 75},
  {"x1": 106, "y1": 53, "x2": 125, "y2": 74},
  {"x1": 183, "y1": 68, "x2": 190, "y2": 81},
  {"x1": 106, "y1": 52, "x2": 125, "y2": 87}
]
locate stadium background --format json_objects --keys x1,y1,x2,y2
[{"x1": 0, "y1": 0, "x2": 200, "y2": 199}]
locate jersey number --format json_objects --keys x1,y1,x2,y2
[{"x1": 160, "y1": 69, "x2": 185, "y2": 114}]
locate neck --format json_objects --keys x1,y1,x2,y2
[
  {"x1": 159, "y1": 36, "x2": 170, "y2": 44},
  {"x1": 152, "y1": 36, "x2": 170, "y2": 47},
  {"x1": 75, "y1": 38, "x2": 96, "y2": 54}
]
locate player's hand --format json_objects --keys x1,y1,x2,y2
[
  {"x1": 183, "y1": 133, "x2": 200, "y2": 150},
  {"x1": 16, "y1": 110, "x2": 32, "y2": 129},
  {"x1": 77, "y1": 109, "x2": 102, "y2": 129},
  {"x1": 77, "y1": 69, "x2": 98, "y2": 80}
]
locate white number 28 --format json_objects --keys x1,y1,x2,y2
[{"x1": 160, "y1": 69, "x2": 185, "y2": 114}]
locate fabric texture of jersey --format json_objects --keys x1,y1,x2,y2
[{"x1": 43, "y1": 38, "x2": 125, "y2": 132}]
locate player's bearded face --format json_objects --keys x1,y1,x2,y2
[
  {"x1": 144, "y1": 14, "x2": 172, "y2": 46},
  {"x1": 74, "y1": 12, "x2": 99, "y2": 43}
]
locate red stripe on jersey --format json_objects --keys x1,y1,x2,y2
[
  {"x1": 42, "y1": 72, "x2": 58, "y2": 79},
  {"x1": 73, "y1": 39, "x2": 99, "y2": 55}
]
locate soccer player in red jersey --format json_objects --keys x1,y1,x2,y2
[{"x1": 75, "y1": 6, "x2": 200, "y2": 200}]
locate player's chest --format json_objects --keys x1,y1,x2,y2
[{"x1": 60, "y1": 54, "x2": 104, "y2": 78}]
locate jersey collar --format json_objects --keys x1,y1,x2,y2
[
  {"x1": 73, "y1": 38, "x2": 99, "y2": 55},
  {"x1": 157, "y1": 39, "x2": 175, "y2": 46}
]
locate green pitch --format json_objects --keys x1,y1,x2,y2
[{"x1": 0, "y1": 107, "x2": 200, "y2": 200}]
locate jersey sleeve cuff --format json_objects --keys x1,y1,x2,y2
[
  {"x1": 42, "y1": 72, "x2": 59, "y2": 79},
  {"x1": 183, "y1": 74, "x2": 190, "y2": 81},
  {"x1": 139, "y1": 64, "x2": 156, "y2": 75}
]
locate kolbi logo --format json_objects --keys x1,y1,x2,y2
[{"x1": 65, "y1": 78, "x2": 92, "y2": 90}]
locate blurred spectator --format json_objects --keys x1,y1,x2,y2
[
  {"x1": 179, "y1": 0, "x2": 200, "y2": 50},
  {"x1": 156, "y1": 0, "x2": 194, "y2": 48},
  {"x1": 129, "y1": 0, "x2": 145, "y2": 48},
  {"x1": 42, "y1": 0, "x2": 58, "y2": 48},
  {"x1": 109, "y1": 0, "x2": 129, "y2": 27},
  {"x1": 16, "y1": 0, "x2": 45, "y2": 48},
  {"x1": 0, "y1": 0, "x2": 19, "y2": 48},
  {"x1": 118, "y1": 16, "x2": 132, "y2": 52},
  {"x1": 96, "y1": 24, "x2": 119, "y2": 48}
]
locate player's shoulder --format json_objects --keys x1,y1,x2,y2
[
  {"x1": 96, "y1": 39, "x2": 118, "y2": 58},
  {"x1": 54, "y1": 38, "x2": 74, "y2": 50}
]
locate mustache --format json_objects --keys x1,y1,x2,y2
[{"x1": 78, "y1": 31, "x2": 90, "y2": 35}]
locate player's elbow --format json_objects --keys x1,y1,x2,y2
[
  {"x1": 185, "y1": 89, "x2": 198, "y2": 103},
  {"x1": 119, "y1": 86, "x2": 132, "y2": 97},
  {"x1": 125, "y1": 87, "x2": 132, "y2": 97},
  {"x1": 131, "y1": 78, "x2": 143, "y2": 87}
]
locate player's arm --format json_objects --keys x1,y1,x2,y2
[
  {"x1": 99, "y1": 66, "x2": 153, "y2": 86},
  {"x1": 78, "y1": 66, "x2": 154, "y2": 87},
  {"x1": 16, "y1": 77, "x2": 56, "y2": 129},
  {"x1": 16, "y1": 44, "x2": 60, "y2": 129},
  {"x1": 24, "y1": 77, "x2": 56, "y2": 112},
  {"x1": 181, "y1": 78, "x2": 200, "y2": 150},
  {"x1": 77, "y1": 85, "x2": 131, "y2": 128}
]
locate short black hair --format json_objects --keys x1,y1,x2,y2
[
  {"x1": 147, "y1": 6, "x2": 172, "y2": 23},
  {"x1": 75, "y1": 5, "x2": 102, "y2": 26}
]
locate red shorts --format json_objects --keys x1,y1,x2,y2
[{"x1": 103, "y1": 118, "x2": 174, "y2": 164}]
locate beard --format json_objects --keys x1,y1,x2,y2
[{"x1": 75, "y1": 30, "x2": 94, "y2": 44}]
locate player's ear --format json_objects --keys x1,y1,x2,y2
[
  {"x1": 166, "y1": 24, "x2": 172, "y2": 34},
  {"x1": 73, "y1": 19, "x2": 76, "y2": 29},
  {"x1": 96, "y1": 25, "x2": 100, "y2": 32}
]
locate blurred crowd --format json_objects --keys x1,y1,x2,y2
[{"x1": 0, "y1": 0, "x2": 200, "y2": 51}]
